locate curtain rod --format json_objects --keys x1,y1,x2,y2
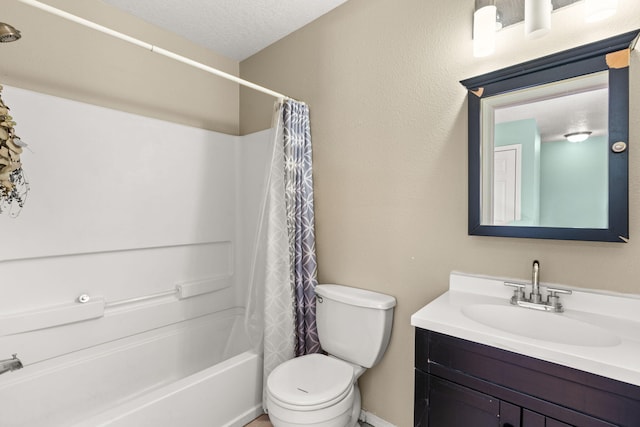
[{"x1": 17, "y1": 0, "x2": 291, "y2": 101}]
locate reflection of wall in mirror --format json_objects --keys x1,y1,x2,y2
[
  {"x1": 494, "y1": 119, "x2": 541, "y2": 226},
  {"x1": 540, "y1": 136, "x2": 608, "y2": 229}
]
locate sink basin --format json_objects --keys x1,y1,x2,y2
[{"x1": 461, "y1": 304, "x2": 621, "y2": 347}]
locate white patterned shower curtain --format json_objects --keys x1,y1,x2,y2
[{"x1": 245, "y1": 99, "x2": 319, "y2": 409}]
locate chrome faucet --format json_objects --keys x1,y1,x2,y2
[
  {"x1": 504, "y1": 260, "x2": 572, "y2": 313},
  {"x1": 530, "y1": 260, "x2": 541, "y2": 303},
  {"x1": 0, "y1": 354, "x2": 23, "y2": 375}
]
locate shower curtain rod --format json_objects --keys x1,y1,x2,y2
[{"x1": 17, "y1": 0, "x2": 291, "y2": 101}]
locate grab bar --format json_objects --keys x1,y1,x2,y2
[
  {"x1": 176, "y1": 276, "x2": 232, "y2": 299},
  {"x1": 104, "y1": 289, "x2": 177, "y2": 308},
  {"x1": 103, "y1": 275, "x2": 233, "y2": 308},
  {"x1": 0, "y1": 275, "x2": 232, "y2": 336}
]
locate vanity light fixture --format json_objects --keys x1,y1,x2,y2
[
  {"x1": 524, "y1": 0, "x2": 552, "y2": 39},
  {"x1": 471, "y1": 0, "x2": 616, "y2": 58},
  {"x1": 585, "y1": 0, "x2": 618, "y2": 23},
  {"x1": 564, "y1": 131, "x2": 592, "y2": 142},
  {"x1": 473, "y1": 1, "x2": 498, "y2": 57}
]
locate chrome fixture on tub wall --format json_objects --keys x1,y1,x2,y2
[{"x1": 0, "y1": 354, "x2": 23, "y2": 375}]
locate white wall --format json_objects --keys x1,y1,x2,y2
[{"x1": 0, "y1": 86, "x2": 270, "y2": 365}]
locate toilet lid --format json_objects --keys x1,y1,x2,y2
[{"x1": 267, "y1": 354, "x2": 354, "y2": 408}]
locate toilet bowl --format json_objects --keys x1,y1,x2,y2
[
  {"x1": 266, "y1": 284, "x2": 396, "y2": 427},
  {"x1": 266, "y1": 354, "x2": 364, "y2": 427}
]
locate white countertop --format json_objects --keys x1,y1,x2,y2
[{"x1": 411, "y1": 271, "x2": 640, "y2": 387}]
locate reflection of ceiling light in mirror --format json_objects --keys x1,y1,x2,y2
[
  {"x1": 585, "y1": 0, "x2": 618, "y2": 23},
  {"x1": 474, "y1": 4, "x2": 497, "y2": 57},
  {"x1": 564, "y1": 131, "x2": 592, "y2": 142}
]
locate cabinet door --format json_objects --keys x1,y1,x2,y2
[
  {"x1": 415, "y1": 370, "x2": 429, "y2": 427},
  {"x1": 522, "y1": 410, "x2": 545, "y2": 427},
  {"x1": 500, "y1": 401, "x2": 522, "y2": 427},
  {"x1": 428, "y1": 375, "x2": 500, "y2": 427}
]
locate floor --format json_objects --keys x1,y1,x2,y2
[
  {"x1": 244, "y1": 414, "x2": 374, "y2": 427},
  {"x1": 244, "y1": 414, "x2": 272, "y2": 427}
]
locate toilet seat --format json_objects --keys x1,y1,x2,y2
[{"x1": 267, "y1": 354, "x2": 354, "y2": 411}]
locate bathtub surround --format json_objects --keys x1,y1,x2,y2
[{"x1": 0, "y1": 85, "x2": 270, "y2": 426}]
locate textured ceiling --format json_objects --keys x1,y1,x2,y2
[{"x1": 100, "y1": 0, "x2": 350, "y2": 61}]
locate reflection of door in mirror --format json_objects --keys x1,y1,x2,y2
[
  {"x1": 482, "y1": 71, "x2": 608, "y2": 228},
  {"x1": 493, "y1": 145, "x2": 521, "y2": 225}
]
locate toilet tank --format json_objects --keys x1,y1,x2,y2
[{"x1": 315, "y1": 284, "x2": 396, "y2": 368}]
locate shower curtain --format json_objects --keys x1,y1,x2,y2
[{"x1": 245, "y1": 99, "x2": 319, "y2": 407}]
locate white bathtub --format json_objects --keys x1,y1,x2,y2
[{"x1": 0, "y1": 308, "x2": 263, "y2": 427}]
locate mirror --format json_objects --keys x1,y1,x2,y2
[
  {"x1": 482, "y1": 71, "x2": 609, "y2": 229},
  {"x1": 461, "y1": 30, "x2": 639, "y2": 242}
]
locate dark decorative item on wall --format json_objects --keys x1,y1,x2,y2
[
  {"x1": 0, "y1": 85, "x2": 29, "y2": 217},
  {"x1": 461, "y1": 29, "x2": 639, "y2": 242}
]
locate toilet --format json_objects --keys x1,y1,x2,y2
[{"x1": 266, "y1": 284, "x2": 396, "y2": 427}]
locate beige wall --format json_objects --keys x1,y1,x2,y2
[
  {"x1": 240, "y1": 1, "x2": 640, "y2": 425},
  {"x1": 2, "y1": 0, "x2": 239, "y2": 134}
]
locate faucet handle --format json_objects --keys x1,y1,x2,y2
[
  {"x1": 504, "y1": 282, "x2": 527, "y2": 304},
  {"x1": 545, "y1": 287, "x2": 572, "y2": 312},
  {"x1": 546, "y1": 287, "x2": 572, "y2": 296}
]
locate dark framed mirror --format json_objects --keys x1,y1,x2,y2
[{"x1": 461, "y1": 29, "x2": 639, "y2": 242}]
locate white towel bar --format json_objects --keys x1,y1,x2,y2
[
  {"x1": 176, "y1": 276, "x2": 232, "y2": 299},
  {"x1": 0, "y1": 275, "x2": 232, "y2": 336},
  {"x1": 105, "y1": 289, "x2": 177, "y2": 308}
]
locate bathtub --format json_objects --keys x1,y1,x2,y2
[{"x1": 0, "y1": 307, "x2": 263, "y2": 427}]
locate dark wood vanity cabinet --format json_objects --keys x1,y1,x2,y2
[{"x1": 414, "y1": 329, "x2": 640, "y2": 427}]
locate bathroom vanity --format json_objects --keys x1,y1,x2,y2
[{"x1": 411, "y1": 272, "x2": 640, "y2": 427}]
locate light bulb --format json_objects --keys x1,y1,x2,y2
[
  {"x1": 473, "y1": 5, "x2": 497, "y2": 57},
  {"x1": 525, "y1": 0, "x2": 552, "y2": 39}
]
